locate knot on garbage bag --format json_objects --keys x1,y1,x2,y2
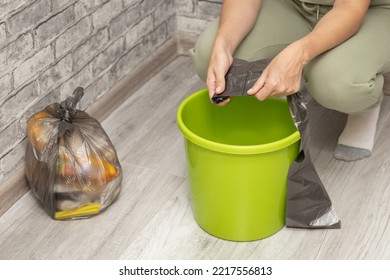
[
  {"x1": 58, "y1": 87, "x2": 84, "y2": 122},
  {"x1": 57, "y1": 87, "x2": 84, "y2": 136}
]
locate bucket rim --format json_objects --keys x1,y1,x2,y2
[{"x1": 176, "y1": 89, "x2": 301, "y2": 155}]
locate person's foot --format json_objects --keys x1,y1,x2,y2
[{"x1": 334, "y1": 106, "x2": 380, "y2": 161}]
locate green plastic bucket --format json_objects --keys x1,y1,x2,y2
[{"x1": 176, "y1": 89, "x2": 300, "y2": 241}]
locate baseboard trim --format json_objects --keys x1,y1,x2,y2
[
  {"x1": 0, "y1": 167, "x2": 28, "y2": 217},
  {"x1": 0, "y1": 33, "x2": 198, "y2": 218}
]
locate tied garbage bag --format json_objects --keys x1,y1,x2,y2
[
  {"x1": 212, "y1": 58, "x2": 341, "y2": 229},
  {"x1": 25, "y1": 87, "x2": 122, "y2": 220}
]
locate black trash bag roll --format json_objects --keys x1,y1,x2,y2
[
  {"x1": 211, "y1": 59, "x2": 269, "y2": 104},
  {"x1": 25, "y1": 87, "x2": 122, "y2": 220},
  {"x1": 213, "y1": 58, "x2": 341, "y2": 229}
]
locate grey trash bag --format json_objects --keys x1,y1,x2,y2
[
  {"x1": 212, "y1": 58, "x2": 341, "y2": 229},
  {"x1": 25, "y1": 87, "x2": 123, "y2": 220},
  {"x1": 286, "y1": 92, "x2": 340, "y2": 228}
]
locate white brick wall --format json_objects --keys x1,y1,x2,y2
[
  {"x1": 0, "y1": 0, "x2": 220, "y2": 184},
  {"x1": 109, "y1": 4, "x2": 141, "y2": 39},
  {"x1": 0, "y1": 0, "x2": 179, "y2": 182},
  {"x1": 13, "y1": 45, "x2": 55, "y2": 88},
  {"x1": 0, "y1": 1, "x2": 30, "y2": 19},
  {"x1": 73, "y1": 28, "x2": 110, "y2": 70},
  {"x1": 55, "y1": 16, "x2": 93, "y2": 58},
  {"x1": 91, "y1": 37, "x2": 124, "y2": 76},
  {"x1": 75, "y1": 0, "x2": 105, "y2": 20},
  {"x1": 0, "y1": 74, "x2": 12, "y2": 101},
  {"x1": 0, "y1": 33, "x2": 34, "y2": 73},
  {"x1": 35, "y1": 6, "x2": 77, "y2": 47},
  {"x1": 125, "y1": 15, "x2": 153, "y2": 48},
  {"x1": 92, "y1": 0, "x2": 123, "y2": 30},
  {"x1": 7, "y1": 0, "x2": 52, "y2": 37},
  {"x1": 38, "y1": 54, "x2": 73, "y2": 93},
  {"x1": 176, "y1": 0, "x2": 222, "y2": 35},
  {"x1": 0, "y1": 22, "x2": 7, "y2": 44}
]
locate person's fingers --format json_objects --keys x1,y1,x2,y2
[
  {"x1": 206, "y1": 68, "x2": 231, "y2": 106},
  {"x1": 206, "y1": 70, "x2": 217, "y2": 99},
  {"x1": 255, "y1": 82, "x2": 275, "y2": 101},
  {"x1": 247, "y1": 72, "x2": 267, "y2": 96},
  {"x1": 206, "y1": 67, "x2": 226, "y2": 95},
  {"x1": 247, "y1": 71, "x2": 275, "y2": 101},
  {"x1": 247, "y1": 71, "x2": 302, "y2": 101},
  {"x1": 214, "y1": 64, "x2": 226, "y2": 94}
]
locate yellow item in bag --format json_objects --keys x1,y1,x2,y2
[{"x1": 54, "y1": 203, "x2": 100, "y2": 220}]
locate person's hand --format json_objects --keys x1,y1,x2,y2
[
  {"x1": 247, "y1": 42, "x2": 306, "y2": 101},
  {"x1": 206, "y1": 45, "x2": 233, "y2": 106}
]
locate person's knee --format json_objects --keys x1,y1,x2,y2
[
  {"x1": 189, "y1": 20, "x2": 219, "y2": 82},
  {"x1": 189, "y1": 42, "x2": 210, "y2": 82},
  {"x1": 305, "y1": 64, "x2": 383, "y2": 114}
]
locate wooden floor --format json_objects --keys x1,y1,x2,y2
[{"x1": 1, "y1": 56, "x2": 390, "y2": 260}]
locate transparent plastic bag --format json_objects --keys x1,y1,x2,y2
[{"x1": 25, "y1": 87, "x2": 122, "y2": 220}]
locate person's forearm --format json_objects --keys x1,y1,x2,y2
[
  {"x1": 297, "y1": 0, "x2": 370, "y2": 64},
  {"x1": 213, "y1": 0, "x2": 262, "y2": 55}
]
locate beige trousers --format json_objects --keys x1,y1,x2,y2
[{"x1": 189, "y1": 0, "x2": 390, "y2": 113}]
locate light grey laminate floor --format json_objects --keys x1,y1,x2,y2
[{"x1": 0, "y1": 56, "x2": 389, "y2": 260}]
